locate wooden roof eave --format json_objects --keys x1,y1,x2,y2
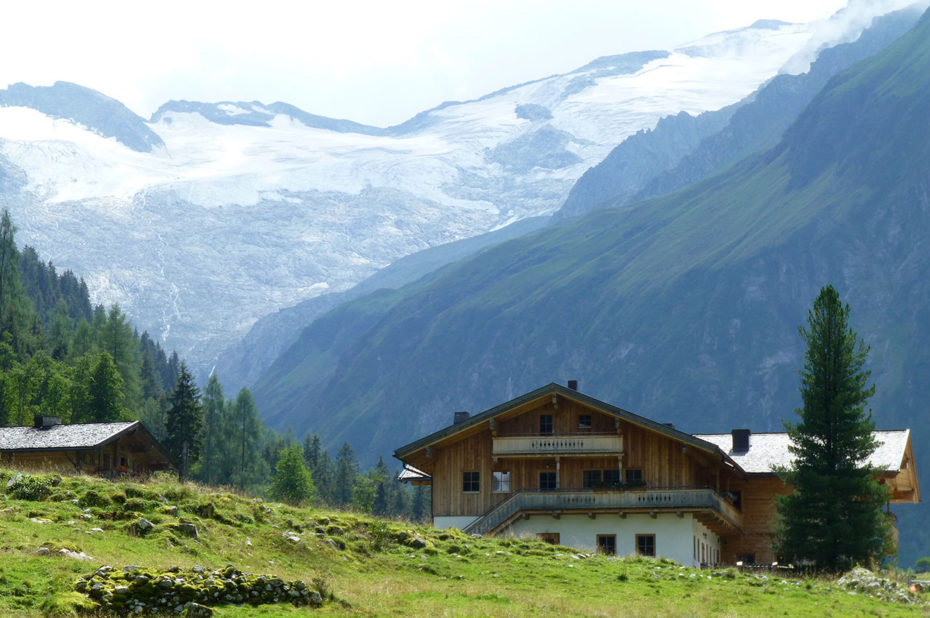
[{"x1": 393, "y1": 383, "x2": 746, "y2": 475}]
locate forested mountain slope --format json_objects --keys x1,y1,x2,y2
[{"x1": 253, "y1": 8, "x2": 930, "y2": 564}]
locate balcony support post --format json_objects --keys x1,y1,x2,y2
[{"x1": 555, "y1": 456, "x2": 561, "y2": 490}]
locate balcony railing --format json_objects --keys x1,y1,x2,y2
[
  {"x1": 463, "y1": 488, "x2": 742, "y2": 536},
  {"x1": 492, "y1": 434, "x2": 622, "y2": 456}
]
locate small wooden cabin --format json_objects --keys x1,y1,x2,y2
[
  {"x1": 0, "y1": 416, "x2": 173, "y2": 475},
  {"x1": 395, "y1": 383, "x2": 919, "y2": 566}
]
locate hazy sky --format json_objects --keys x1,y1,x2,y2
[{"x1": 0, "y1": 0, "x2": 867, "y2": 126}]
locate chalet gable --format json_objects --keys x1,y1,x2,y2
[{"x1": 395, "y1": 383, "x2": 738, "y2": 472}]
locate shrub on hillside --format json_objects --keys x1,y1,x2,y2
[{"x1": 5, "y1": 473, "x2": 59, "y2": 501}]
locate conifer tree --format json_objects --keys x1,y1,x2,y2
[
  {"x1": 197, "y1": 372, "x2": 227, "y2": 485},
  {"x1": 231, "y1": 387, "x2": 265, "y2": 491},
  {"x1": 775, "y1": 285, "x2": 891, "y2": 571},
  {"x1": 412, "y1": 486, "x2": 429, "y2": 522},
  {"x1": 371, "y1": 456, "x2": 392, "y2": 516},
  {"x1": 86, "y1": 352, "x2": 125, "y2": 422},
  {"x1": 333, "y1": 442, "x2": 359, "y2": 506},
  {"x1": 165, "y1": 363, "x2": 204, "y2": 482}
]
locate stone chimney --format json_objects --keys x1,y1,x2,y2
[{"x1": 34, "y1": 415, "x2": 62, "y2": 430}]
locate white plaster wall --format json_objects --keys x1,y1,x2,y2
[
  {"x1": 507, "y1": 513, "x2": 719, "y2": 567},
  {"x1": 691, "y1": 517, "x2": 721, "y2": 566},
  {"x1": 433, "y1": 516, "x2": 478, "y2": 530}
]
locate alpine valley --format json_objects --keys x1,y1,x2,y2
[
  {"x1": 2, "y1": 0, "x2": 930, "y2": 566},
  {"x1": 252, "y1": 4, "x2": 930, "y2": 564}
]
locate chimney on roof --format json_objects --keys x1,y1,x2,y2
[
  {"x1": 34, "y1": 415, "x2": 62, "y2": 430},
  {"x1": 663, "y1": 422, "x2": 675, "y2": 429},
  {"x1": 453, "y1": 411, "x2": 470, "y2": 424},
  {"x1": 567, "y1": 380, "x2": 578, "y2": 390},
  {"x1": 731, "y1": 428, "x2": 751, "y2": 453}
]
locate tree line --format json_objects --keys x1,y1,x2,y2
[{"x1": 0, "y1": 209, "x2": 428, "y2": 522}]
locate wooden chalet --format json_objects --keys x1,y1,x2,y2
[
  {"x1": 394, "y1": 383, "x2": 919, "y2": 566},
  {"x1": 0, "y1": 416, "x2": 174, "y2": 475}
]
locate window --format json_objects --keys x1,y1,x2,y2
[
  {"x1": 462, "y1": 471, "x2": 479, "y2": 493},
  {"x1": 603, "y1": 469, "x2": 620, "y2": 487},
  {"x1": 578, "y1": 414, "x2": 592, "y2": 430},
  {"x1": 539, "y1": 472, "x2": 556, "y2": 491},
  {"x1": 539, "y1": 414, "x2": 553, "y2": 435},
  {"x1": 636, "y1": 534, "x2": 655, "y2": 557},
  {"x1": 492, "y1": 471, "x2": 511, "y2": 493},
  {"x1": 625, "y1": 468, "x2": 644, "y2": 487},
  {"x1": 582, "y1": 469, "x2": 602, "y2": 489},
  {"x1": 596, "y1": 535, "x2": 617, "y2": 555},
  {"x1": 537, "y1": 532, "x2": 560, "y2": 545}
]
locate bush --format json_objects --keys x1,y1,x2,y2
[
  {"x1": 6, "y1": 474, "x2": 57, "y2": 501},
  {"x1": 269, "y1": 446, "x2": 316, "y2": 506},
  {"x1": 80, "y1": 490, "x2": 109, "y2": 508}
]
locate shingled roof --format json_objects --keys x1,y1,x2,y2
[
  {"x1": 694, "y1": 430, "x2": 911, "y2": 474},
  {"x1": 0, "y1": 421, "x2": 144, "y2": 452}
]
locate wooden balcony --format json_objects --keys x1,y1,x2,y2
[
  {"x1": 492, "y1": 434, "x2": 622, "y2": 457},
  {"x1": 464, "y1": 488, "x2": 742, "y2": 536}
]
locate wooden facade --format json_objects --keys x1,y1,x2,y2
[
  {"x1": 0, "y1": 420, "x2": 173, "y2": 476},
  {"x1": 396, "y1": 383, "x2": 920, "y2": 565}
]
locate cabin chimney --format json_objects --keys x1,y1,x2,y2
[
  {"x1": 567, "y1": 380, "x2": 578, "y2": 390},
  {"x1": 34, "y1": 415, "x2": 62, "y2": 430},
  {"x1": 731, "y1": 428, "x2": 751, "y2": 453},
  {"x1": 663, "y1": 422, "x2": 675, "y2": 430},
  {"x1": 453, "y1": 411, "x2": 470, "y2": 424}
]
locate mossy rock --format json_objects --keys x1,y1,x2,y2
[
  {"x1": 123, "y1": 498, "x2": 149, "y2": 512},
  {"x1": 80, "y1": 490, "x2": 109, "y2": 508}
]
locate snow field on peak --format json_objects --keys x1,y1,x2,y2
[{"x1": 0, "y1": 6, "x2": 910, "y2": 369}]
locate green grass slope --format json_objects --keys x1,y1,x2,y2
[
  {"x1": 0, "y1": 469, "x2": 926, "y2": 617},
  {"x1": 252, "y1": 9, "x2": 930, "y2": 564}
]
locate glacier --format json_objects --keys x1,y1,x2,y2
[{"x1": 0, "y1": 6, "x2": 908, "y2": 372}]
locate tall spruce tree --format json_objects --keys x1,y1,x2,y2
[
  {"x1": 775, "y1": 285, "x2": 891, "y2": 571},
  {"x1": 197, "y1": 372, "x2": 227, "y2": 485},
  {"x1": 333, "y1": 442, "x2": 359, "y2": 506},
  {"x1": 231, "y1": 387, "x2": 266, "y2": 491},
  {"x1": 165, "y1": 363, "x2": 204, "y2": 482}
]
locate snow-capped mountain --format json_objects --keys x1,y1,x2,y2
[{"x1": 0, "y1": 6, "x2": 904, "y2": 370}]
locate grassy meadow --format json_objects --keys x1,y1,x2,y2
[{"x1": 0, "y1": 468, "x2": 925, "y2": 616}]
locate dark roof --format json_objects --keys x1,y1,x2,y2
[
  {"x1": 0, "y1": 421, "x2": 149, "y2": 452},
  {"x1": 394, "y1": 383, "x2": 735, "y2": 466}
]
